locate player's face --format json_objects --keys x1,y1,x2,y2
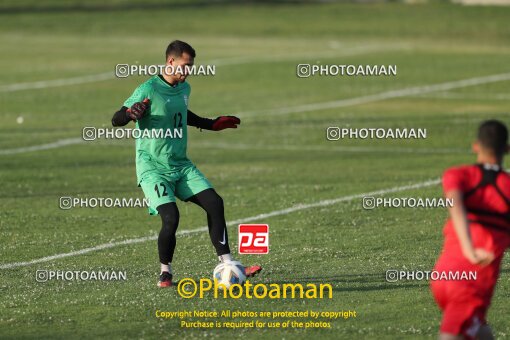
[{"x1": 167, "y1": 52, "x2": 194, "y2": 83}]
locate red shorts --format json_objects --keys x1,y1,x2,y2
[{"x1": 431, "y1": 279, "x2": 489, "y2": 339}]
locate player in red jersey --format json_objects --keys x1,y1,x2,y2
[{"x1": 431, "y1": 120, "x2": 510, "y2": 340}]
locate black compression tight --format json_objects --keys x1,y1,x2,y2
[
  {"x1": 156, "y1": 202, "x2": 179, "y2": 264},
  {"x1": 156, "y1": 188, "x2": 230, "y2": 265}
]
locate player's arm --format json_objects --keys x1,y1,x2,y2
[
  {"x1": 111, "y1": 106, "x2": 131, "y2": 126},
  {"x1": 111, "y1": 99, "x2": 150, "y2": 127},
  {"x1": 446, "y1": 189, "x2": 494, "y2": 266},
  {"x1": 187, "y1": 110, "x2": 240, "y2": 131}
]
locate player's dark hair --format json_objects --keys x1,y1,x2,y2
[
  {"x1": 478, "y1": 120, "x2": 508, "y2": 156},
  {"x1": 165, "y1": 40, "x2": 196, "y2": 59}
]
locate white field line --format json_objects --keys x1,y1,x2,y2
[
  {"x1": 0, "y1": 73, "x2": 114, "y2": 93},
  {"x1": 2, "y1": 71, "x2": 508, "y2": 156},
  {"x1": 0, "y1": 138, "x2": 468, "y2": 156},
  {"x1": 208, "y1": 43, "x2": 407, "y2": 66},
  {"x1": 414, "y1": 91, "x2": 510, "y2": 101},
  {"x1": 0, "y1": 178, "x2": 440, "y2": 269},
  {"x1": 0, "y1": 43, "x2": 399, "y2": 93},
  {"x1": 237, "y1": 72, "x2": 510, "y2": 118},
  {"x1": 191, "y1": 142, "x2": 468, "y2": 155},
  {"x1": 0, "y1": 138, "x2": 84, "y2": 155}
]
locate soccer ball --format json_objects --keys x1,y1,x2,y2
[{"x1": 213, "y1": 261, "x2": 247, "y2": 289}]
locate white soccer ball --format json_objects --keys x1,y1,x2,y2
[{"x1": 213, "y1": 260, "x2": 247, "y2": 289}]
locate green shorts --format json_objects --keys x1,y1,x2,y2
[{"x1": 139, "y1": 163, "x2": 213, "y2": 215}]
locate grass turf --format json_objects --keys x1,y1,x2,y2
[{"x1": 0, "y1": 2, "x2": 509, "y2": 339}]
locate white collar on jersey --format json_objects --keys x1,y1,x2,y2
[{"x1": 482, "y1": 163, "x2": 501, "y2": 171}]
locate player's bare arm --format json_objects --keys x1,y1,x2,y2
[{"x1": 445, "y1": 189, "x2": 494, "y2": 266}]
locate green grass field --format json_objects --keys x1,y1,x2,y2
[{"x1": 1, "y1": 1, "x2": 509, "y2": 339}]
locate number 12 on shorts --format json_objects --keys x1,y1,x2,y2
[
  {"x1": 238, "y1": 224, "x2": 269, "y2": 254},
  {"x1": 154, "y1": 183, "x2": 168, "y2": 198}
]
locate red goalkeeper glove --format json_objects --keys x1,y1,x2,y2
[
  {"x1": 127, "y1": 98, "x2": 150, "y2": 121},
  {"x1": 212, "y1": 116, "x2": 241, "y2": 131}
]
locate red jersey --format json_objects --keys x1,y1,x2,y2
[
  {"x1": 432, "y1": 163, "x2": 510, "y2": 337},
  {"x1": 442, "y1": 163, "x2": 510, "y2": 260},
  {"x1": 435, "y1": 163, "x2": 510, "y2": 293}
]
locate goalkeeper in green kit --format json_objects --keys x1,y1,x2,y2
[{"x1": 111, "y1": 40, "x2": 261, "y2": 287}]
